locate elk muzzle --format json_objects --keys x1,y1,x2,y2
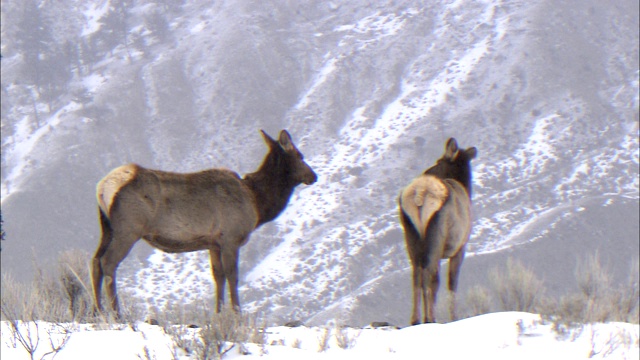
[{"x1": 301, "y1": 163, "x2": 318, "y2": 185}]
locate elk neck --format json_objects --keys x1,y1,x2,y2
[
  {"x1": 456, "y1": 166, "x2": 473, "y2": 198},
  {"x1": 243, "y1": 152, "x2": 298, "y2": 227},
  {"x1": 425, "y1": 162, "x2": 473, "y2": 198}
]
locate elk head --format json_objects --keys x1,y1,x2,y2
[
  {"x1": 425, "y1": 138, "x2": 477, "y2": 196},
  {"x1": 260, "y1": 130, "x2": 317, "y2": 186}
]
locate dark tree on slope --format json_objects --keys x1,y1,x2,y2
[
  {"x1": 15, "y1": 0, "x2": 51, "y2": 119},
  {"x1": 15, "y1": 0, "x2": 72, "y2": 114},
  {"x1": 1, "y1": 210, "x2": 5, "y2": 251},
  {"x1": 96, "y1": 0, "x2": 133, "y2": 60},
  {"x1": 156, "y1": 0, "x2": 186, "y2": 14},
  {"x1": 62, "y1": 40, "x2": 82, "y2": 78},
  {"x1": 79, "y1": 39, "x2": 99, "y2": 75},
  {"x1": 144, "y1": 10, "x2": 172, "y2": 44}
]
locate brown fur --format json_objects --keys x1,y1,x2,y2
[
  {"x1": 399, "y1": 138, "x2": 477, "y2": 325},
  {"x1": 91, "y1": 130, "x2": 317, "y2": 316}
]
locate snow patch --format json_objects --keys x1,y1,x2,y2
[
  {"x1": 190, "y1": 21, "x2": 207, "y2": 34},
  {"x1": 81, "y1": 0, "x2": 111, "y2": 37},
  {"x1": 82, "y1": 73, "x2": 108, "y2": 94},
  {"x1": 295, "y1": 56, "x2": 339, "y2": 110},
  {"x1": 1, "y1": 101, "x2": 82, "y2": 202},
  {"x1": 514, "y1": 115, "x2": 560, "y2": 176}
]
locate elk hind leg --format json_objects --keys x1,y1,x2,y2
[
  {"x1": 410, "y1": 265, "x2": 423, "y2": 325},
  {"x1": 209, "y1": 247, "x2": 226, "y2": 313},
  {"x1": 424, "y1": 266, "x2": 440, "y2": 323},
  {"x1": 99, "y1": 230, "x2": 137, "y2": 318},
  {"x1": 92, "y1": 209, "x2": 113, "y2": 314},
  {"x1": 447, "y1": 247, "x2": 466, "y2": 321}
]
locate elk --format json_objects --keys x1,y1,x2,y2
[
  {"x1": 399, "y1": 138, "x2": 477, "y2": 324},
  {"x1": 92, "y1": 130, "x2": 317, "y2": 316}
]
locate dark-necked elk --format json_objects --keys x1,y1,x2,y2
[
  {"x1": 399, "y1": 138, "x2": 477, "y2": 324},
  {"x1": 92, "y1": 130, "x2": 317, "y2": 316}
]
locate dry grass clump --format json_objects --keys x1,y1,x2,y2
[
  {"x1": 465, "y1": 285, "x2": 493, "y2": 317},
  {"x1": 461, "y1": 254, "x2": 638, "y2": 328},
  {"x1": 58, "y1": 249, "x2": 94, "y2": 321},
  {"x1": 489, "y1": 258, "x2": 546, "y2": 312},
  {"x1": 540, "y1": 254, "x2": 639, "y2": 334},
  {"x1": 161, "y1": 302, "x2": 266, "y2": 359}
]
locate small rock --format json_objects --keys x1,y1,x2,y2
[
  {"x1": 284, "y1": 320, "x2": 304, "y2": 328},
  {"x1": 370, "y1": 321, "x2": 398, "y2": 329}
]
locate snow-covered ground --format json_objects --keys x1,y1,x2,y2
[{"x1": 2, "y1": 312, "x2": 638, "y2": 359}]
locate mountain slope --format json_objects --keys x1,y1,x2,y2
[{"x1": 1, "y1": 0, "x2": 638, "y2": 326}]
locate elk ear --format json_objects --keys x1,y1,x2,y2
[
  {"x1": 466, "y1": 147, "x2": 478, "y2": 159},
  {"x1": 260, "y1": 130, "x2": 278, "y2": 148},
  {"x1": 278, "y1": 130, "x2": 295, "y2": 151},
  {"x1": 444, "y1": 138, "x2": 459, "y2": 159}
]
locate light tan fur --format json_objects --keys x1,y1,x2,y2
[
  {"x1": 96, "y1": 164, "x2": 137, "y2": 215},
  {"x1": 400, "y1": 175, "x2": 448, "y2": 239}
]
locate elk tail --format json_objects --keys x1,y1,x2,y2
[{"x1": 400, "y1": 175, "x2": 448, "y2": 239}]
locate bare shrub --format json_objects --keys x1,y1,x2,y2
[
  {"x1": 1, "y1": 273, "x2": 27, "y2": 321},
  {"x1": 1, "y1": 266, "x2": 68, "y2": 324},
  {"x1": 1, "y1": 274, "x2": 72, "y2": 359},
  {"x1": 164, "y1": 325, "x2": 194, "y2": 358},
  {"x1": 248, "y1": 316, "x2": 268, "y2": 355},
  {"x1": 138, "y1": 344, "x2": 157, "y2": 360},
  {"x1": 585, "y1": 325, "x2": 640, "y2": 359},
  {"x1": 538, "y1": 294, "x2": 586, "y2": 340},
  {"x1": 290, "y1": 338, "x2": 302, "y2": 349},
  {"x1": 1, "y1": 320, "x2": 72, "y2": 360},
  {"x1": 489, "y1": 258, "x2": 545, "y2": 312},
  {"x1": 465, "y1": 285, "x2": 493, "y2": 317},
  {"x1": 117, "y1": 288, "x2": 145, "y2": 325},
  {"x1": 613, "y1": 258, "x2": 639, "y2": 323},
  {"x1": 58, "y1": 249, "x2": 93, "y2": 322},
  {"x1": 541, "y1": 254, "x2": 640, "y2": 340},
  {"x1": 575, "y1": 252, "x2": 610, "y2": 302},
  {"x1": 334, "y1": 324, "x2": 360, "y2": 350},
  {"x1": 571, "y1": 253, "x2": 637, "y2": 324},
  {"x1": 317, "y1": 327, "x2": 331, "y2": 352},
  {"x1": 164, "y1": 302, "x2": 252, "y2": 359},
  {"x1": 204, "y1": 309, "x2": 252, "y2": 358}
]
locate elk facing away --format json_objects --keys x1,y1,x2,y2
[
  {"x1": 92, "y1": 130, "x2": 317, "y2": 316},
  {"x1": 399, "y1": 138, "x2": 477, "y2": 324}
]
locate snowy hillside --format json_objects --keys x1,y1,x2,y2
[
  {"x1": 1, "y1": 0, "x2": 638, "y2": 326},
  {"x1": 2, "y1": 313, "x2": 639, "y2": 360}
]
